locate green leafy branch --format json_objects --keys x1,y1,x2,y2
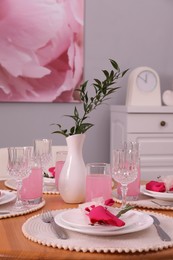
[
  {"x1": 116, "y1": 204, "x2": 135, "y2": 218},
  {"x1": 52, "y1": 59, "x2": 128, "y2": 137}
]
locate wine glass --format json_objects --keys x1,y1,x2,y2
[
  {"x1": 8, "y1": 146, "x2": 32, "y2": 211},
  {"x1": 33, "y1": 139, "x2": 52, "y2": 169},
  {"x1": 112, "y1": 142, "x2": 138, "y2": 208},
  {"x1": 33, "y1": 138, "x2": 53, "y2": 190}
]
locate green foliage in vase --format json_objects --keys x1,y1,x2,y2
[{"x1": 52, "y1": 59, "x2": 128, "y2": 137}]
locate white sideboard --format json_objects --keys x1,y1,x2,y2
[{"x1": 110, "y1": 105, "x2": 173, "y2": 180}]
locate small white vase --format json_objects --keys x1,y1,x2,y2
[{"x1": 58, "y1": 134, "x2": 86, "y2": 203}]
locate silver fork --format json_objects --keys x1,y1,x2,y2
[{"x1": 41, "y1": 211, "x2": 68, "y2": 239}]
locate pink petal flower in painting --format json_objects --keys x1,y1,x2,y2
[{"x1": 0, "y1": 0, "x2": 84, "y2": 102}]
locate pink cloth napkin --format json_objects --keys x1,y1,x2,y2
[
  {"x1": 85, "y1": 199, "x2": 125, "y2": 227},
  {"x1": 48, "y1": 167, "x2": 55, "y2": 177},
  {"x1": 146, "y1": 181, "x2": 166, "y2": 192}
]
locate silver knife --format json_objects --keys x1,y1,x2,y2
[
  {"x1": 151, "y1": 200, "x2": 173, "y2": 207},
  {"x1": 150, "y1": 214, "x2": 171, "y2": 241},
  {"x1": 0, "y1": 211, "x2": 10, "y2": 214}
]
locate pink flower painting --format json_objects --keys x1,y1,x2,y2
[{"x1": 0, "y1": 0, "x2": 84, "y2": 102}]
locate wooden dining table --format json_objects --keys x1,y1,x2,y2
[{"x1": 1, "y1": 181, "x2": 173, "y2": 260}]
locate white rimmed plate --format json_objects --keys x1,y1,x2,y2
[
  {"x1": 43, "y1": 177, "x2": 55, "y2": 186},
  {"x1": 54, "y1": 209, "x2": 153, "y2": 236},
  {"x1": 0, "y1": 191, "x2": 6, "y2": 201},
  {"x1": 5, "y1": 178, "x2": 59, "y2": 195},
  {"x1": 5, "y1": 178, "x2": 56, "y2": 189},
  {"x1": 0, "y1": 190, "x2": 16, "y2": 205},
  {"x1": 4, "y1": 179, "x2": 16, "y2": 190},
  {"x1": 60, "y1": 207, "x2": 138, "y2": 231},
  {"x1": 141, "y1": 185, "x2": 173, "y2": 201}
]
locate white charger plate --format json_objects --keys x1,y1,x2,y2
[
  {"x1": 54, "y1": 209, "x2": 153, "y2": 236},
  {"x1": 141, "y1": 185, "x2": 173, "y2": 201},
  {"x1": 60, "y1": 207, "x2": 138, "y2": 231},
  {"x1": 0, "y1": 190, "x2": 16, "y2": 205}
]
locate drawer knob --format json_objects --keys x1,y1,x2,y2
[{"x1": 160, "y1": 121, "x2": 166, "y2": 126}]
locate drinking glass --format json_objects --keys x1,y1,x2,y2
[
  {"x1": 112, "y1": 143, "x2": 138, "y2": 208},
  {"x1": 20, "y1": 162, "x2": 43, "y2": 204},
  {"x1": 85, "y1": 163, "x2": 112, "y2": 202},
  {"x1": 8, "y1": 146, "x2": 32, "y2": 211},
  {"x1": 55, "y1": 151, "x2": 67, "y2": 190}
]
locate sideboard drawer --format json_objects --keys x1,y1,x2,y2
[{"x1": 128, "y1": 114, "x2": 173, "y2": 133}]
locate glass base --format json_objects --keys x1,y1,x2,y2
[
  {"x1": 117, "y1": 193, "x2": 139, "y2": 201},
  {"x1": 12, "y1": 200, "x2": 29, "y2": 212},
  {"x1": 22, "y1": 197, "x2": 42, "y2": 205}
]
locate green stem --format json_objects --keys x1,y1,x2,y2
[{"x1": 116, "y1": 204, "x2": 135, "y2": 218}]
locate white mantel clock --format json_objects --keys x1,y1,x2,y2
[{"x1": 126, "y1": 66, "x2": 161, "y2": 106}]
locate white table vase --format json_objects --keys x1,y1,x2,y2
[{"x1": 58, "y1": 134, "x2": 86, "y2": 203}]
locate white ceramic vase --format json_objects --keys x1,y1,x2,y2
[{"x1": 58, "y1": 134, "x2": 86, "y2": 203}]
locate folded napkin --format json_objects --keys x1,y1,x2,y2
[
  {"x1": 85, "y1": 205, "x2": 125, "y2": 226},
  {"x1": 84, "y1": 198, "x2": 125, "y2": 227},
  {"x1": 158, "y1": 175, "x2": 173, "y2": 191},
  {"x1": 44, "y1": 167, "x2": 56, "y2": 178},
  {"x1": 48, "y1": 167, "x2": 55, "y2": 177},
  {"x1": 146, "y1": 181, "x2": 166, "y2": 192}
]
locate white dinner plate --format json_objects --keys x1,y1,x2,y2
[
  {"x1": 0, "y1": 191, "x2": 6, "y2": 201},
  {"x1": 5, "y1": 178, "x2": 58, "y2": 194},
  {"x1": 54, "y1": 209, "x2": 153, "y2": 236},
  {"x1": 43, "y1": 177, "x2": 55, "y2": 186},
  {"x1": 4, "y1": 179, "x2": 16, "y2": 190},
  {"x1": 60, "y1": 207, "x2": 138, "y2": 231},
  {"x1": 5, "y1": 178, "x2": 56, "y2": 189},
  {"x1": 0, "y1": 190, "x2": 16, "y2": 205},
  {"x1": 140, "y1": 185, "x2": 173, "y2": 201}
]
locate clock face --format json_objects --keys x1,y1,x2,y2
[{"x1": 136, "y1": 70, "x2": 157, "y2": 92}]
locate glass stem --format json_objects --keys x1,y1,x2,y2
[
  {"x1": 16, "y1": 179, "x2": 22, "y2": 206},
  {"x1": 120, "y1": 184, "x2": 128, "y2": 208}
]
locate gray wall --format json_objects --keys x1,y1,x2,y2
[{"x1": 0, "y1": 0, "x2": 173, "y2": 164}]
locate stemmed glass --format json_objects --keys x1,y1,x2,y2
[
  {"x1": 33, "y1": 139, "x2": 52, "y2": 167},
  {"x1": 8, "y1": 146, "x2": 32, "y2": 211},
  {"x1": 33, "y1": 139, "x2": 52, "y2": 178},
  {"x1": 112, "y1": 142, "x2": 138, "y2": 208}
]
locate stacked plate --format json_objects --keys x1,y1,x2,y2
[
  {"x1": 140, "y1": 185, "x2": 173, "y2": 201},
  {"x1": 5, "y1": 178, "x2": 58, "y2": 194},
  {"x1": 54, "y1": 207, "x2": 153, "y2": 236},
  {"x1": 0, "y1": 190, "x2": 16, "y2": 206},
  {"x1": 43, "y1": 177, "x2": 55, "y2": 186}
]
